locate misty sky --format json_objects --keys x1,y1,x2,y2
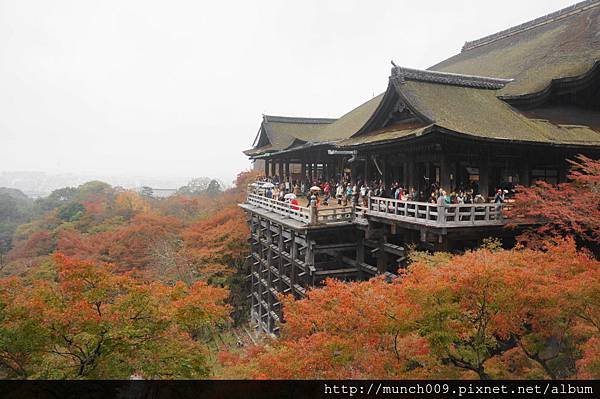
[{"x1": 0, "y1": 0, "x2": 576, "y2": 184}]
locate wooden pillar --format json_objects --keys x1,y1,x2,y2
[
  {"x1": 520, "y1": 159, "x2": 530, "y2": 186},
  {"x1": 270, "y1": 160, "x2": 276, "y2": 177},
  {"x1": 308, "y1": 163, "x2": 313, "y2": 183},
  {"x1": 265, "y1": 220, "x2": 272, "y2": 332},
  {"x1": 356, "y1": 235, "x2": 365, "y2": 280},
  {"x1": 290, "y1": 232, "x2": 297, "y2": 298},
  {"x1": 284, "y1": 161, "x2": 290, "y2": 184},
  {"x1": 453, "y1": 160, "x2": 459, "y2": 192},
  {"x1": 264, "y1": 159, "x2": 270, "y2": 177},
  {"x1": 364, "y1": 158, "x2": 369, "y2": 185},
  {"x1": 278, "y1": 225, "x2": 284, "y2": 293},
  {"x1": 479, "y1": 157, "x2": 490, "y2": 199},
  {"x1": 300, "y1": 159, "x2": 306, "y2": 183},
  {"x1": 377, "y1": 237, "x2": 388, "y2": 275},
  {"x1": 440, "y1": 153, "x2": 451, "y2": 192},
  {"x1": 382, "y1": 157, "x2": 387, "y2": 187},
  {"x1": 278, "y1": 160, "x2": 284, "y2": 180},
  {"x1": 558, "y1": 158, "x2": 568, "y2": 183},
  {"x1": 407, "y1": 157, "x2": 416, "y2": 191}
]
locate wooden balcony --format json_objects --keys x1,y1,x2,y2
[
  {"x1": 244, "y1": 193, "x2": 354, "y2": 226},
  {"x1": 243, "y1": 192, "x2": 506, "y2": 229},
  {"x1": 358, "y1": 197, "x2": 506, "y2": 228}
]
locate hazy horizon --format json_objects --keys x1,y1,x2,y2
[{"x1": 1, "y1": 0, "x2": 577, "y2": 187}]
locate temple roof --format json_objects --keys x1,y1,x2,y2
[
  {"x1": 338, "y1": 73, "x2": 600, "y2": 147},
  {"x1": 243, "y1": 115, "x2": 336, "y2": 157},
  {"x1": 319, "y1": 93, "x2": 384, "y2": 141},
  {"x1": 430, "y1": 0, "x2": 600, "y2": 97},
  {"x1": 391, "y1": 66, "x2": 512, "y2": 89},
  {"x1": 337, "y1": 122, "x2": 432, "y2": 147},
  {"x1": 244, "y1": 95, "x2": 384, "y2": 157},
  {"x1": 396, "y1": 78, "x2": 600, "y2": 146},
  {"x1": 245, "y1": 1, "x2": 600, "y2": 157}
]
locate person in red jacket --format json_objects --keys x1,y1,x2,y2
[{"x1": 290, "y1": 198, "x2": 299, "y2": 211}]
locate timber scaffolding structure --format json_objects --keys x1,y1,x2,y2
[
  {"x1": 242, "y1": 0, "x2": 600, "y2": 334},
  {"x1": 240, "y1": 191, "x2": 508, "y2": 334}
]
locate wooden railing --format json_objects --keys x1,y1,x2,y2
[
  {"x1": 363, "y1": 196, "x2": 506, "y2": 227},
  {"x1": 315, "y1": 206, "x2": 354, "y2": 223},
  {"x1": 246, "y1": 192, "x2": 507, "y2": 228},
  {"x1": 246, "y1": 193, "x2": 311, "y2": 223},
  {"x1": 246, "y1": 193, "x2": 354, "y2": 225}
]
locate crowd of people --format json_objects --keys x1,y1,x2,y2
[{"x1": 253, "y1": 175, "x2": 510, "y2": 208}]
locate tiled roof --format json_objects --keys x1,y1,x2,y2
[
  {"x1": 430, "y1": 0, "x2": 600, "y2": 96},
  {"x1": 391, "y1": 66, "x2": 512, "y2": 89},
  {"x1": 244, "y1": 1, "x2": 600, "y2": 156}
]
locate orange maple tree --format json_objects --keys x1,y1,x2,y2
[
  {"x1": 0, "y1": 253, "x2": 230, "y2": 379},
  {"x1": 230, "y1": 239, "x2": 599, "y2": 380},
  {"x1": 508, "y1": 155, "x2": 600, "y2": 252}
]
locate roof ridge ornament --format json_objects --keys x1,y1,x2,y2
[
  {"x1": 263, "y1": 115, "x2": 337, "y2": 124},
  {"x1": 390, "y1": 66, "x2": 513, "y2": 89}
]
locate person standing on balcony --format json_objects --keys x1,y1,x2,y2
[
  {"x1": 290, "y1": 197, "x2": 299, "y2": 211},
  {"x1": 360, "y1": 183, "x2": 367, "y2": 199},
  {"x1": 494, "y1": 189, "x2": 505, "y2": 204},
  {"x1": 430, "y1": 192, "x2": 437, "y2": 204},
  {"x1": 436, "y1": 189, "x2": 446, "y2": 222},
  {"x1": 336, "y1": 182, "x2": 344, "y2": 205},
  {"x1": 323, "y1": 181, "x2": 331, "y2": 203}
]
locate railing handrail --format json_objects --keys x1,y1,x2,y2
[
  {"x1": 366, "y1": 196, "x2": 506, "y2": 227},
  {"x1": 246, "y1": 192, "x2": 312, "y2": 223},
  {"x1": 247, "y1": 192, "x2": 310, "y2": 212},
  {"x1": 245, "y1": 191, "x2": 507, "y2": 227},
  {"x1": 368, "y1": 196, "x2": 505, "y2": 206}
]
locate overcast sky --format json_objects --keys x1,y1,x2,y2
[{"x1": 0, "y1": 0, "x2": 577, "y2": 184}]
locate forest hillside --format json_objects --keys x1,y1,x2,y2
[{"x1": 0, "y1": 158, "x2": 598, "y2": 380}]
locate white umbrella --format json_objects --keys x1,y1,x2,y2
[
  {"x1": 310, "y1": 186, "x2": 322, "y2": 191},
  {"x1": 250, "y1": 182, "x2": 260, "y2": 187},
  {"x1": 284, "y1": 193, "x2": 296, "y2": 199},
  {"x1": 262, "y1": 182, "x2": 275, "y2": 188}
]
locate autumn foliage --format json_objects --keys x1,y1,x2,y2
[
  {"x1": 0, "y1": 173, "x2": 254, "y2": 379},
  {"x1": 2, "y1": 163, "x2": 599, "y2": 380},
  {"x1": 231, "y1": 239, "x2": 600, "y2": 380},
  {"x1": 508, "y1": 155, "x2": 600, "y2": 251},
  {"x1": 0, "y1": 254, "x2": 230, "y2": 379}
]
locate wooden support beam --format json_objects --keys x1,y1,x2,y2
[
  {"x1": 382, "y1": 243, "x2": 405, "y2": 257},
  {"x1": 313, "y1": 243, "x2": 359, "y2": 251},
  {"x1": 314, "y1": 268, "x2": 359, "y2": 276}
]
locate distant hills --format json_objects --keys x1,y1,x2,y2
[
  {"x1": 0, "y1": 187, "x2": 33, "y2": 203},
  {"x1": 0, "y1": 171, "x2": 190, "y2": 198}
]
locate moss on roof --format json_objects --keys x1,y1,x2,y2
[
  {"x1": 243, "y1": 144, "x2": 273, "y2": 156},
  {"x1": 264, "y1": 120, "x2": 332, "y2": 149},
  {"x1": 245, "y1": 2, "x2": 600, "y2": 156},
  {"x1": 245, "y1": 94, "x2": 385, "y2": 156},
  {"x1": 244, "y1": 116, "x2": 335, "y2": 156},
  {"x1": 430, "y1": 2, "x2": 600, "y2": 96},
  {"x1": 338, "y1": 122, "x2": 432, "y2": 147},
  {"x1": 319, "y1": 93, "x2": 384, "y2": 141},
  {"x1": 399, "y1": 80, "x2": 600, "y2": 145},
  {"x1": 268, "y1": 93, "x2": 385, "y2": 147}
]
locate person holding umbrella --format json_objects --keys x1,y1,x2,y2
[
  {"x1": 285, "y1": 193, "x2": 299, "y2": 211},
  {"x1": 308, "y1": 185, "x2": 321, "y2": 207},
  {"x1": 262, "y1": 182, "x2": 275, "y2": 198}
]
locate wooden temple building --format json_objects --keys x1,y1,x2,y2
[{"x1": 241, "y1": 0, "x2": 600, "y2": 334}]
